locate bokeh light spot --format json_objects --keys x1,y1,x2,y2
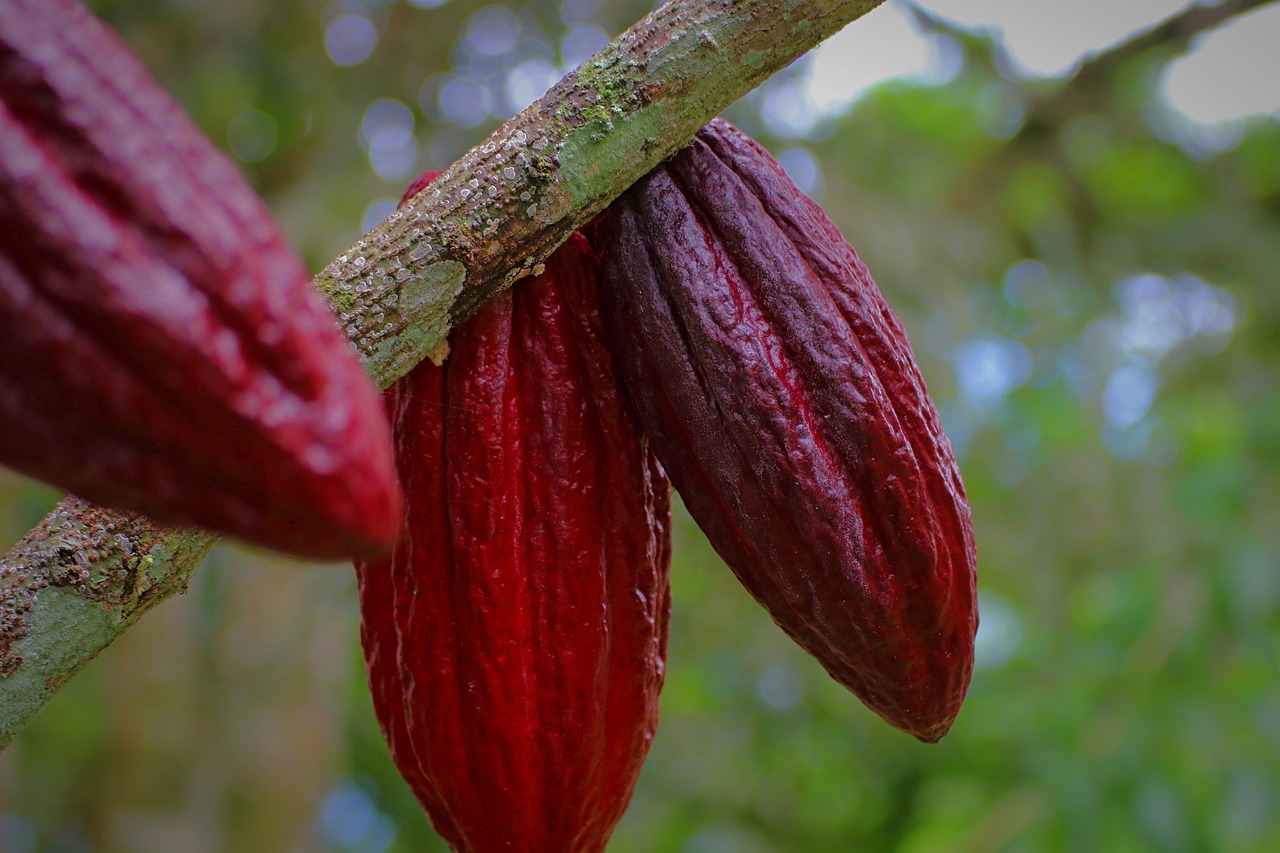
[
  {"x1": 1104, "y1": 364, "x2": 1158, "y2": 429},
  {"x1": 974, "y1": 593, "x2": 1022, "y2": 670},
  {"x1": 227, "y1": 109, "x2": 278, "y2": 162},
  {"x1": 756, "y1": 664, "x2": 803, "y2": 712},
  {"x1": 437, "y1": 74, "x2": 494, "y2": 127},
  {"x1": 361, "y1": 197, "x2": 399, "y2": 236},
  {"x1": 361, "y1": 98, "x2": 417, "y2": 181},
  {"x1": 560, "y1": 22, "x2": 610, "y2": 68},
  {"x1": 325, "y1": 13, "x2": 378, "y2": 67},
  {"x1": 956, "y1": 337, "x2": 1033, "y2": 406},
  {"x1": 776, "y1": 146, "x2": 823, "y2": 196},
  {"x1": 461, "y1": 5, "x2": 521, "y2": 60},
  {"x1": 318, "y1": 782, "x2": 395, "y2": 853},
  {"x1": 504, "y1": 59, "x2": 559, "y2": 113}
]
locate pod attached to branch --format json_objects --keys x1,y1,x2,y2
[
  {"x1": 357, "y1": 178, "x2": 671, "y2": 851},
  {"x1": 593, "y1": 119, "x2": 978, "y2": 742}
]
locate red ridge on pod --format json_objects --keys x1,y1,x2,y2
[
  {"x1": 357, "y1": 173, "x2": 671, "y2": 851},
  {"x1": 0, "y1": 0, "x2": 399, "y2": 558},
  {"x1": 593, "y1": 118, "x2": 978, "y2": 742}
]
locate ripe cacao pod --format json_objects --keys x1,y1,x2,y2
[
  {"x1": 399, "y1": 169, "x2": 441, "y2": 206},
  {"x1": 593, "y1": 118, "x2": 978, "y2": 743},
  {"x1": 356, "y1": 210, "x2": 672, "y2": 851},
  {"x1": 0, "y1": 0, "x2": 399, "y2": 558}
]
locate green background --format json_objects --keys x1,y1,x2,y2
[{"x1": 2, "y1": 1, "x2": 1279, "y2": 850}]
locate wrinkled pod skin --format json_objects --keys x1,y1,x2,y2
[
  {"x1": 593, "y1": 119, "x2": 978, "y2": 742},
  {"x1": 0, "y1": 0, "x2": 399, "y2": 558},
  {"x1": 357, "y1": 173, "x2": 672, "y2": 852}
]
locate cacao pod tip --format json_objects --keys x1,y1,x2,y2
[
  {"x1": 906, "y1": 713, "x2": 958, "y2": 744},
  {"x1": 270, "y1": 440, "x2": 404, "y2": 561},
  {"x1": 194, "y1": 472, "x2": 402, "y2": 562},
  {"x1": 311, "y1": 492, "x2": 403, "y2": 562},
  {"x1": 0, "y1": 0, "x2": 406, "y2": 563},
  {"x1": 348, "y1": 493, "x2": 404, "y2": 558}
]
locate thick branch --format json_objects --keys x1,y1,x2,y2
[{"x1": 0, "y1": 0, "x2": 888, "y2": 749}]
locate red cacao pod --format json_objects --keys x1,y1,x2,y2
[
  {"x1": 0, "y1": 0, "x2": 399, "y2": 558},
  {"x1": 593, "y1": 119, "x2": 977, "y2": 743},
  {"x1": 356, "y1": 221, "x2": 671, "y2": 852},
  {"x1": 399, "y1": 169, "x2": 441, "y2": 206}
]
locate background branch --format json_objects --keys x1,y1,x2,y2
[
  {"x1": 907, "y1": 0, "x2": 1278, "y2": 130},
  {"x1": 903, "y1": 0, "x2": 1278, "y2": 249},
  {"x1": 1058, "y1": 0, "x2": 1273, "y2": 90},
  {"x1": 0, "y1": 0, "x2": 888, "y2": 750}
]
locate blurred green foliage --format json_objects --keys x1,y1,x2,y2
[{"x1": 2, "y1": 1, "x2": 1280, "y2": 851}]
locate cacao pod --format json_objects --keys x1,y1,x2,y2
[
  {"x1": 0, "y1": 0, "x2": 399, "y2": 558},
  {"x1": 356, "y1": 213, "x2": 671, "y2": 852},
  {"x1": 399, "y1": 169, "x2": 441, "y2": 206},
  {"x1": 593, "y1": 118, "x2": 978, "y2": 743}
]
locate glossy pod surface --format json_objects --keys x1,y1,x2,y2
[
  {"x1": 594, "y1": 119, "x2": 978, "y2": 742},
  {"x1": 0, "y1": 0, "x2": 398, "y2": 558},
  {"x1": 357, "y1": 209, "x2": 671, "y2": 851}
]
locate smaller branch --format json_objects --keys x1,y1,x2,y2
[
  {"x1": 907, "y1": 0, "x2": 1276, "y2": 118},
  {"x1": 1020, "y1": 0, "x2": 1276, "y2": 129},
  {"x1": 916, "y1": 0, "x2": 1274, "y2": 62},
  {"x1": 910, "y1": 0, "x2": 1276, "y2": 243},
  {"x1": 1068, "y1": 0, "x2": 1274, "y2": 88}
]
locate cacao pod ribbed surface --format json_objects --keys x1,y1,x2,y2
[
  {"x1": 594, "y1": 119, "x2": 978, "y2": 743},
  {"x1": 0, "y1": 0, "x2": 399, "y2": 558},
  {"x1": 357, "y1": 226, "x2": 671, "y2": 852}
]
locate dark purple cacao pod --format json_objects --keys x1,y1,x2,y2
[
  {"x1": 0, "y1": 0, "x2": 399, "y2": 558},
  {"x1": 593, "y1": 118, "x2": 978, "y2": 742},
  {"x1": 357, "y1": 219, "x2": 671, "y2": 851}
]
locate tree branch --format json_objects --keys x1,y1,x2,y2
[
  {"x1": 909, "y1": 0, "x2": 1278, "y2": 129},
  {"x1": 1067, "y1": 0, "x2": 1274, "y2": 86},
  {"x1": 1030, "y1": 0, "x2": 1277, "y2": 128},
  {"x1": 0, "y1": 0, "x2": 888, "y2": 750}
]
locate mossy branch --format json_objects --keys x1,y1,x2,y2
[{"x1": 0, "y1": 0, "x2": 887, "y2": 749}]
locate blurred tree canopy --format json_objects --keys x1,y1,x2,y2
[{"x1": 2, "y1": 1, "x2": 1279, "y2": 851}]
